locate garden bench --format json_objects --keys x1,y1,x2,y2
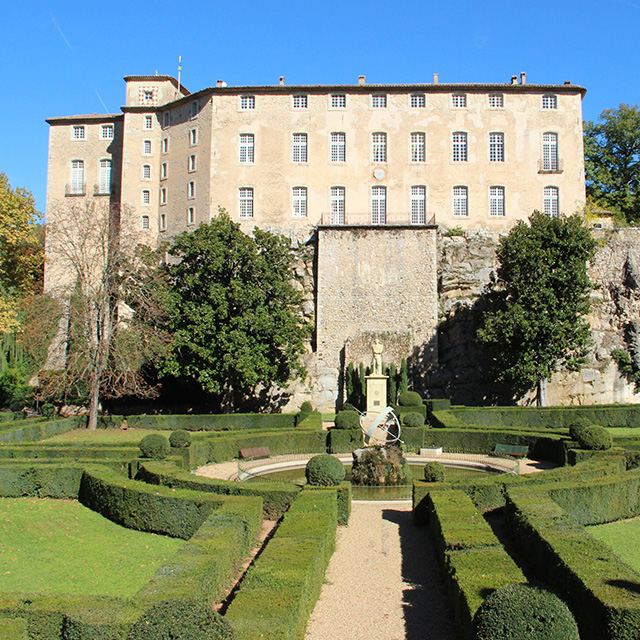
[
  {"x1": 239, "y1": 446, "x2": 271, "y2": 460},
  {"x1": 492, "y1": 444, "x2": 528, "y2": 458}
]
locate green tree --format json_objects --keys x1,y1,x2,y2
[
  {"x1": 477, "y1": 211, "x2": 596, "y2": 405},
  {"x1": 584, "y1": 104, "x2": 640, "y2": 222},
  {"x1": 166, "y1": 211, "x2": 308, "y2": 411}
]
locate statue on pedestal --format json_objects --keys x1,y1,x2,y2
[{"x1": 372, "y1": 338, "x2": 383, "y2": 375}]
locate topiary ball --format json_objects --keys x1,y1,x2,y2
[
  {"x1": 472, "y1": 583, "x2": 579, "y2": 640},
  {"x1": 299, "y1": 401, "x2": 314, "y2": 414},
  {"x1": 568, "y1": 416, "x2": 592, "y2": 441},
  {"x1": 423, "y1": 461, "x2": 445, "y2": 482},
  {"x1": 397, "y1": 390, "x2": 423, "y2": 407},
  {"x1": 577, "y1": 424, "x2": 613, "y2": 450},
  {"x1": 305, "y1": 454, "x2": 346, "y2": 486},
  {"x1": 402, "y1": 412, "x2": 425, "y2": 428},
  {"x1": 139, "y1": 433, "x2": 170, "y2": 459},
  {"x1": 334, "y1": 410, "x2": 360, "y2": 430},
  {"x1": 127, "y1": 599, "x2": 235, "y2": 640},
  {"x1": 169, "y1": 429, "x2": 192, "y2": 448}
]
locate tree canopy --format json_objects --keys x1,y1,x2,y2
[
  {"x1": 166, "y1": 211, "x2": 308, "y2": 410},
  {"x1": 477, "y1": 211, "x2": 596, "y2": 404},
  {"x1": 584, "y1": 103, "x2": 640, "y2": 222}
]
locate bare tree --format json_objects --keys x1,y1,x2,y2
[{"x1": 43, "y1": 200, "x2": 169, "y2": 429}]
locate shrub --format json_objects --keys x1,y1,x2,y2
[
  {"x1": 403, "y1": 411, "x2": 425, "y2": 428},
  {"x1": 139, "y1": 434, "x2": 170, "y2": 459},
  {"x1": 342, "y1": 402, "x2": 357, "y2": 412},
  {"x1": 569, "y1": 416, "x2": 592, "y2": 441},
  {"x1": 472, "y1": 583, "x2": 579, "y2": 640},
  {"x1": 398, "y1": 390, "x2": 422, "y2": 406},
  {"x1": 299, "y1": 401, "x2": 313, "y2": 414},
  {"x1": 127, "y1": 599, "x2": 235, "y2": 640},
  {"x1": 334, "y1": 410, "x2": 360, "y2": 430},
  {"x1": 169, "y1": 429, "x2": 192, "y2": 448},
  {"x1": 305, "y1": 454, "x2": 345, "y2": 486},
  {"x1": 424, "y1": 461, "x2": 445, "y2": 482},
  {"x1": 40, "y1": 403, "x2": 57, "y2": 419},
  {"x1": 577, "y1": 425, "x2": 613, "y2": 450}
]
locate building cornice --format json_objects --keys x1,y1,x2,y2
[{"x1": 46, "y1": 114, "x2": 124, "y2": 125}]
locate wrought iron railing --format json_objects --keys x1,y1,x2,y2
[{"x1": 319, "y1": 212, "x2": 436, "y2": 226}]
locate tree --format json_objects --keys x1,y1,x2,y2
[
  {"x1": 584, "y1": 104, "x2": 640, "y2": 222},
  {"x1": 477, "y1": 211, "x2": 596, "y2": 405},
  {"x1": 166, "y1": 210, "x2": 309, "y2": 411},
  {"x1": 43, "y1": 200, "x2": 169, "y2": 428}
]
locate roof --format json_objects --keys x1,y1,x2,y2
[
  {"x1": 123, "y1": 75, "x2": 190, "y2": 96},
  {"x1": 46, "y1": 114, "x2": 124, "y2": 125}
]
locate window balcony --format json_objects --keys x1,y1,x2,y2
[
  {"x1": 65, "y1": 183, "x2": 86, "y2": 196},
  {"x1": 538, "y1": 158, "x2": 564, "y2": 174},
  {"x1": 93, "y1": 184, "x2": 115, "y2": 196},
  {"x1": 320, "y1": 212, "x2": 436, "y2": 226}
]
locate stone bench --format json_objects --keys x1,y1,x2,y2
[
  {"x1": 239, "y1": 446, "x2": 271, "y2": 460},
  {"x1": 492, "y1": 444, "x2": 528, "y2": 458}
]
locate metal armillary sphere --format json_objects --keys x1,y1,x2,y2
[{"x1": 358, "y1": 406, "x2": 402, "y2": 446}]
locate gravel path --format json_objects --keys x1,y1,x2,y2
[{"x1": 305, "y1": 501, "x2": 458, "y2": 640}]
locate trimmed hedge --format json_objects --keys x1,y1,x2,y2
[
  {"x1": 423, "y1": 461, "x2": 445, "y2": 482},
  {"x1": 403, "y1": 412, "x2": 425, "y2": 428},
  {"x1": 135, "y1": 461, "x2": 300, "y2": 519},
  {"x1": 0, "y1": 417, "x2": 81, "y2": 444},
  {"x1": 226, "y1": 490, "x2": 338, "y2": 640},
  {"x1": 333, "y1": 410, "x2": 360, "y2": 430},
  {"x1": 169, "y1": 429, "x2": 192, "y2": 448},
  {"x1": 139, "y1": 434, "x2": 170, "y2": 459},
  {"x1": 397, "y1": 390, "x2": 422, "y2": 406},
  {"x1": 577, "y1": 425, "x2": 613, "y2": 451},
  {"x1": 119, "y1": 413, "x2": 296, "y2": 432},
  {"x1": 300, "y1": 482, "x2": 351, "y2": 526},
  {"x1": 0, "y1": 463, "x2": 83, "y2": 498},
  {"x1": 305, "y1": 454, "x2": 345, "y2": 486}
]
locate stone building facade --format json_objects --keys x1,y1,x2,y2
[{"x1": 44, "y1": 73, "x2": 597, "y2": 410}]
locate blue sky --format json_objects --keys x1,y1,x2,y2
[{"x1": 2, "y1": 0, "x2": 640, "y2": 215}]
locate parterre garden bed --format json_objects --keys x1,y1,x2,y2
[{"x1": 0, "y1": 404, "x2": 640, "y2": 639}]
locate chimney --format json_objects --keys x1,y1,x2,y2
[
  {"x1": 564, "y1": 80, "x2": 571, "y2": 85},
  {"x1": 520, "y1": 71, "x2": 526, "y2": 84},
  {"x1": 279, "y1": 76, "x2": 285, "y2": 85},
  {"x1": 358, "y1": 75, "x2": 366, "y2": 85},
  {"x1": 216, "y1": 80, "x2": 224, "y2": 87},
  {"x1": 511, "y1": 75, "x2": 518, "y2": 85},
  {"x1": 433, "y1": 73, "x2": 439, "y2": 84}
]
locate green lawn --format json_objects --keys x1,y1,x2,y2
[
  {"x1": 606, "y1": 428, "x2": 640, "y2": 438},
  {"x1": 0, "y1": 498, "x2": 183, "y2": 596},
  {"x1": 43, "y1": 428, "x2": 167, "y2": 445},
  {"x1": 588, "y1": 516, "x2": 640, "y2": 573}
]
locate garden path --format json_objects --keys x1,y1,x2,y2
[{"x1": 304, "y1": 501, "x2": 458, "y2": 640}]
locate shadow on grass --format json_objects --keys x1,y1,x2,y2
[{"x1": 382, "y1": 508, "x2": 459, "y2": 640}]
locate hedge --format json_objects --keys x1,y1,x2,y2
[
  {"x1": 505, "y1": 484, "x2": 640, "y2": 640},
  {"x1": 0, "y1": 463, "x2": 83, "y2": 498},
  {"x1": 0, "y1": 417, "x2": 81, "y2": 444},
  {"x1": 78, "y1": 465, "x2": 253, "y2": 539},
  {"x1": 136, "y1": 461, "x2": 300, "y2": 520},
  {"x1": 225, "y1": 490, "x2": 337, "y2": 640},
  {"x1": 300, "y1": 482, "x2": 351, "y2": 526},
  {"x1": 115, "y1": 413, "x2": 297, "y2": 432}
]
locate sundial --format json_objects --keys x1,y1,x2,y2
[{"x1": 358, "y1": 406, "x2": 402, "y2": 446}]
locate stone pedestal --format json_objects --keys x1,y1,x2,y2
[{"x1": 366, "y1": 374, "x2": 388, "y2": 414}]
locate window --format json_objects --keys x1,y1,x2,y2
[
  {"x1": 452, "y1": 94, "x2": 467, "y2": 108},
  {"x1": 190, "y1": 128, "x2": 198, "y2": 146},
  {"x1": 187, "y1": 207, "x2": 195, "y2": 225},
  {"x1": 163, "y1": 112, "x2": 170, "y2": 128},
  {"x1": 160, "y1": 188, "x2": 167, "y2": 205},
  {"x1": 330, "y1": 132, "x2": 345, "y2": 162},
  {"x1": 372, "y1": 94, "x2": 387, "y2": 108},
  {"x1": 162, "y1": 138, "x2": 168, "y2": 154},
  {"x1": 453, "y1": 186, "x2": 468, "y2": 216},
  {"x1": 489, "y1": 186, "x2": 505, "y2": 216},
  {"x1": 142, "y1": 190, "x2": 150, "y2": 204},
  {"x1": 144, "y1": 116, "x2": 153, "y2": 129},
  {"x1": 188, "y1": 181, "x2": 195, "y2": 199},
  {"x1": 292, "y1": 187, "x2": 307, "y2": 217},
  {"x1": 239, "y1": 187, "x2": 254, "y2": 218},
  {"x1": 73, "y1": 125, "x2": 85, "y2": 140},
  {"x1": 161, "y1": 163, "x2": 167, "y2": 180},
  {"x1": 330, "y1": 187, "x2": 345, "y2": 224},
  {"x1": 410, "y1": 132, "x2": 426, "y2": 162},
  {"x1": 240, "y1": 95, "x2": 255, "y2": 109},
  {"x1": 160, "y1": 213, "x2": 166, "y2": 231},
  {"x1": 371, "y1": 186, "x2": 387, "y2": 224},
  {"x1": 143, "y1": 90, "x2": 154, "y2": 102},
  {"x1": 411, "y1": 186, "x2": 426, "y2": 224},
  {"x1": 293, "y1": 95, "x2": 308, "y2": 109},
  {"x1": 142, "y1": 215, "x2": 150, "y2": 230},
  {"x1": 142, "y1": 165, "x2": 151, "y2": 180},
  {"x1": 99, "y1": 159, "x2": 111, "y2": 194},
  {"x1": 239, "y1": 134, "x2": 255, "y2": 163},
  {"x1": 189, "y1": 155, "x2": 196, "y2": 172},
  {"x1": 542, "y1": 132, "x2": 558, "y2": 171},
  {"x1": 70, "y1": 160, "x2": 84, "y2": 194},
  {"x1": 330, "y1": 94, "x2": 346, "y2": 108},
  {"x1": 143, "y1": 140, "x2": 152, "y2": 155},
  {"x1": 292, "y1": 133, "x2": 308, "y2": 163},
  {"x1": 452, "y1": 132, "x2": 468, "y2": 162},
  {"x1": 101, "y1": 124, "x2": 114, "y2": 140},
  {"x1": 488, "y1": 94, "x2": 504, "y2": 108},
  {"x1": 190, "y1": 101, "x2": 199, "y2": 118},
  {"x1": 372, "y1": 132, "x2": 387, "y2": 163},
  {"x1": 544, "y1": 186, "x2": 559, "y2": 217},
  {"x1": 411, "y1": 93, "x2": 425, "y2": 108},
  {"x1": 542, "y1": 94, "x2": 557, "y2": 109},
  {"x1": 489, "y1": 132, "x2": 504, "y2": 162}
]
